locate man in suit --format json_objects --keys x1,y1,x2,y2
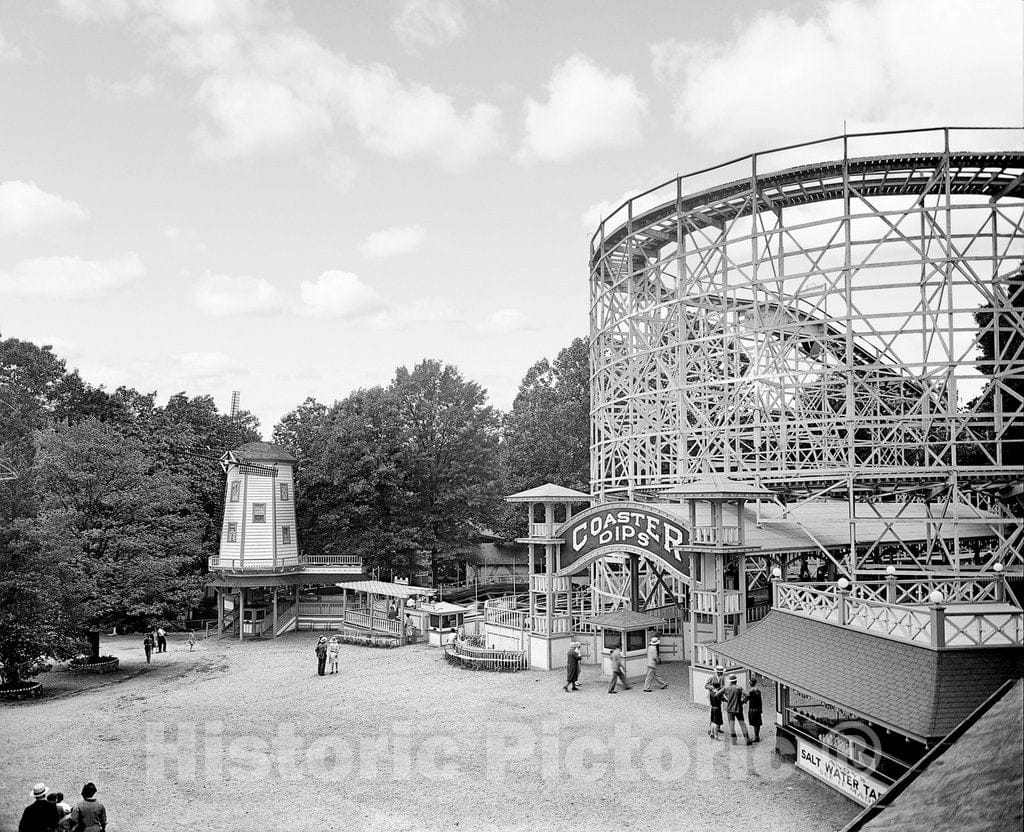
[
  {"x1": 563, "y1": 641, "x2": 581, "y2": 692},
  {"x1": 642, "y1": 637, "x2": 669, "y2": 692},
  {"x1": 722, "y1": 675, "x2": 753, "y2": 745},
  {"x1": 607, "y1": 644, "x2": 632, "y2": 693},
  {"x1": 315, "y1": 636, "x2": 328, "y2": 676}
]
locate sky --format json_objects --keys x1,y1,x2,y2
[{"x1": 0, "y1": 0, "x2": 1021, "y2": 436}]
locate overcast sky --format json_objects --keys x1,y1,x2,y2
[{"x1": 1, "y1": 0, "x2": 1021, "y2": 435}]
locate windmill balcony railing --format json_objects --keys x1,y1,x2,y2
[
  {"x1": 209, "y1": 553, "x2": 361, "y2": 571},
  {"x1": 774, "y1": 580, "x2": 1022, "y2": 649},
  {"x1": 301, "y1": 554, "x2": 362, "y2": 568},
  {"x1": 691, "y1": 589, "x2": 743, "y2": 615},
  {"x1": 530, "y1": 574, "x2": 573, "y2": 593}
]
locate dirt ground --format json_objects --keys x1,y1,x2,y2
[{"x1": 2, "y1": 633, "x2": 859, "y2": 832}]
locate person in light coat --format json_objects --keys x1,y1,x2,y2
[{"x1": 642, "y1": 636, "x2": 669, "y2": 692}]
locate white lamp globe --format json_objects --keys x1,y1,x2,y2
[
  {"x1": 928, "y1": 589, "x2": 945, "y2": 605},
  {"x1": 993, "y1": 563, "x2": 1004, "y2": 573},
  {"x1": 837, "y1": 577, "x2": 850, "y2": 590},
  {"x1": 885, "y1": 565, "x2": 897, "y2": 576},
  {"x1": 771, "y1": 567, "x2": 782, "y2": 579}
]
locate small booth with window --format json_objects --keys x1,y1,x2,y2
[
  {"x1": 241, "y1": 607, "x2": 267, "y2": 636},
  {"x1": 419, "y1": 600, "x2": 470, "y2": 647},
  {"x1": 585, "y1": 609, "x2": 663, "y2": 680}
]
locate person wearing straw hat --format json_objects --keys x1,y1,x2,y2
[
  {"x1": 704, "y1": 664, "x2": 727, "y2": 693},
  {"x1": 641, "y1": 637, "x2": 669, "y2": 692},
  {"x1": 18, "y1": 783, "x2": 60, "y2": 832},
  {"x1": 69, "y1": 783, "x2": 106, "y2": 832},
  {"x1": 722, "y1": 675, "x2": 753, "y2": 745}
]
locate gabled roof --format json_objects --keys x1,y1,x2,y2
[
  {"x1": 585, "y1": 609, "x2": 664, "y2": 629},
  {"x1": 233, "y1": 441, "x2": 297, "y2": 463},
  {"x1": 857, "y1": 679, "x2": 1023, "y2": 832},
  {"x1": 713, "y1": 611, "x2": 1023, "y2": 741},
  {"x1": 505, "y1": 483, "x2": 591, "y2": 503},
  {"x1": 661, "y1": 475, "x2": 775, "y2": 500}
]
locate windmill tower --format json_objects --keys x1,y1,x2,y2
[{"x1": 217, "y1": 441, "x2": 299, "y2": 570}]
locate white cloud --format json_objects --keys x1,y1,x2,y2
[
  {"x1": 62, "y1": 1, "x2": 504, "y2": 167},
  {"x1": 361, "y1": 224, "x2": 426, "y2": 258},
  {"x1": 193, "y1": 273, "x2": 282, "y2": 316},
  {"x1": 171, "y1": 351, "x2": 245, "y2": 381},
  {"x1": 0, "y1": 28, "x2": 22, "y2": 61},
  {"x1": 87, "y1": 73, "x2": 159, "y2": 100},
  {"x1": 392, "y1": 0, "x2": 467, "y2": 51},
  {"x1": 475, "y1": 308, "x2": 533, "y2": 335},
  {"x1": 0, "y1": 252, "x2": 144, "y2": 299},
  {"x1": 520, "y1": 55, "x2": 648, "y2": 162},
  {"x1": 0, "y1": 181, "x2": 90, "y2": 236},
  {"x1": 370, "y1": 298, "x2": 465, "y2": 329},
  {"x1": 651, "y1": 0, "x2": 1023, "y2": 152},
  {"x1": 297, "y1": 270, "x2": 386, "y2": 319}
]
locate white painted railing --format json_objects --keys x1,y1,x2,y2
[
  {"x1": 944, "y1": 611, "x2": 1024, "y2": 647},
  {"x1": 693, "y1": 643, "x2": 741, "y2": 670},
  {"x1": 528, "y1": 522, "x2": 558, "y2": 538},
  {"x1": 691, "y1": 589, "x2": 743, "y2": 615},
  {"x1": 530, "y1": 575, "x2": 572, "y2": 593},
  {"x1": 690, "y1": 525, "x2": 741, "y2": 545},
  {"x1": 531, "y1": 615, "x2": 572, "y2": 634},
  {"x1": 302, "y1": 554, "x2": 362, "y2": 568}
]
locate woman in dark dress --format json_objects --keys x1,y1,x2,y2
[
  {"x1": 708, "y1": 681, "x2": 724, "y2": 739},
  {"x1": 563, "y1": 641, "x2": 581, "y2": 692},
  {"x1": 747, "y1": 677, "x2": 764, "y2": 741}
]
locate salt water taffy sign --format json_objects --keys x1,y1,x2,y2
[
  {"x1": 556, "y1": 503, "x2": 690, "y2": 574},
  {"x1": 796, "y1": 738, "x2": 888, "y2": 806}
]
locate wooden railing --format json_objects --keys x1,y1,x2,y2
[
  {"x1": 693, "y1": 643, "x2": 741, "y2": 670},
  {"x1": 530, "y1": 575, "x2": 572, "y2": 593},
  {"x1": 444, "y1": 639, "x2": 527, "y2": 671},
  {"x1": 690, "y1": 525, "x2": 741, "y2": 545},
  {"x1": 528, "y1": 522, "x2": 558, "y2": 538},
  {"x1": 691, "y1": 589, "x2": 743, "y2": 615},
  {"x1": 485, "y1": 605, "x2": 529, "y2": 630},
  {"x1": 775, "y1": 581, "x2": 1022, "y2": 649},
  {"x1": 302, "y1": 554, "x2": 362, "y2": 568},
  {"x1": 531, "y1": 615, "x2": 572, "y2": 634}
]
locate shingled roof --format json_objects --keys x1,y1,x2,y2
[
  {"x1": 713, "y1": 611, "x2": 1023, "y2": 741},
  {"x1": 233, "y1": 441, "x2": 297, "y2": 463}
]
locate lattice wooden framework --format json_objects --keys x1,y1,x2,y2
[{"x1": 589, "y1": 128, "x2": 1024, "y2": 574}]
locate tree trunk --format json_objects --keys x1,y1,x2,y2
[{"x1": 87, "y1": 630, "x2": 100, "y2": 661}]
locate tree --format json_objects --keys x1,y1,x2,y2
[
  {"x1": 31, "y1": 419, "x2": 206, "y2": 659},
  {"x1": 499, "y1": 337, "x2": 590, "y2": 536},
  {"x1": 276, "y1": 360, "x2": 504, "y2": 583},
  {"x1": 392, "y1": 360, "x2": 503, "y2": 583}
]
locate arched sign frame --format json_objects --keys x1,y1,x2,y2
[{"x1": 550, "y1": 501, "x2": 692, "y2": 580}]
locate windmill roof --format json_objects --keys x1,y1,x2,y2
[
  {"x1": 505, "y1": 483, "x2": 591, "y2": 502},
  {"x1": 234, "y1": 441, "x2": 297, "y2": 463}
]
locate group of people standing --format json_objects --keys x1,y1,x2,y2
[
  {"x1": 18, "y1": 782, "x2": 106, "y2": 832},
  {"x1": 142, "y1": 627, "x2": 195, "y2": 664},
  {"x1": 705, "y1": 665, "x2": 762, "y2": 744},
  {"x1": 314, "y1": 636, "x2": 341, "y2": 675}
]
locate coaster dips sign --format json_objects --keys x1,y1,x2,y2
[{"x1": 557, "y1": 503, "x2": 690, "y2": 574}]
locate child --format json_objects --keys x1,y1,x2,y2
[
  {"x1": 47, "y1": 791, "x2": 72, "y2": 831},
  {"x1": 327, "y1": 636, "x2": 340, "y2": 674},
  {"x1": 708, "y1": 681, "x2": 724, "y2": 740},
  {"x1": 187, "y1": 630, "x2": 196, "y2": 652}
]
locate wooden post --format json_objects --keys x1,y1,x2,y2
[
  {"x1": 738, "y1": 554, "x2": 747, "y2": 632},
  {"x1": 272, "y1": 589, "x2": 278, "y2": 639},
  {"x1": 931, "y1": 603, "x2": 946, "y2": 648},
  {"x1": 217, "y1": 588, "x2": 224, "y2": 633},
  {"x1": 628, "y1": 553, "x2": 640, "y2": 611},
  {"x1": 238, "y1": 587, "x2": 245, "y2": 642},
  {"x1": 886, "y1": 574, "x2": 897, "y2": 604},
  {"x1": 837, "y1": 586, "x2": 849, "y2": 627},
  {"x1": 688, "y1": 549, "x2": 698, "y2": 666}
]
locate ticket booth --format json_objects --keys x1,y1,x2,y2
[
  {"x1": 241, "y1": 607, "x2": 266, "y2": 636},
  {"x1": 586, "y1": 610, "x2": 663, "y2": 680},
  {"x1": 420, "y1": 601, "x2": 470, "y2": 647}
]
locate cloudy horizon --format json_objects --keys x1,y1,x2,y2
[{"x1": 1, "y1": 0, "x2": 1021, "y2": 434}]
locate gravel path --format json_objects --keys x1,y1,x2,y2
[{"x1": 2, "y1": 634, "x2": 859, "y2": 832}]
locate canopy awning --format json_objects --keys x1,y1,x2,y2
[{"x1": 336, "y1": 580, "x2": 436, "y2": 599}]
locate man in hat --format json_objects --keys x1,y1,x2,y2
[
  {"x1": 607, "y1": 644, "x2": 631, "y2": 693},
  {"x1": 315, "y1": 636, "x2": 328, "y2": 676},
  {"x1": 704, "y1": 664, "x2": 727, "y2": 693},
  {"x1": 69, "y1": 782, "x2": 107, "y2": 832},
  {"x1": 722, "y1": 675, "x2": 753, "y2": 745},
  {"x1": 642, "y1": 636, "x2": 669, "y2": 692},
  {"x1": 563, "y1": 641, "x2": 582, "y2": 692},
  {"x1": 18, "y1": 783, "x2": 60, "y2": 832}
]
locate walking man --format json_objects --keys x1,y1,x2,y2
[
  {"x1": 563, "y1": 641, "x2": 581, "y2": 692},
  {"x1": 747, "y1": 677, "x2": 764, "y2": 742},
  {"x1": 143, "y1": 633, "x2": 154, "y2": 664},
  {"x1": 315, "y1": 636, "x2": 328, "y2": 676},
  {"x1": 607, "y1": 644, "x2": 631, "y2": 693},
  {"x1": 156, "y1": 626, "x2": 167, "y2": 653},
  {"x1": 18, "y1": 783, "x2": 60, "y2": 832},
  {"x1": 642, "y1": 637, "x2": 669, "y2": 692},
  {"x1": 722, "y1": 675, "x2": 753, "y2": 745}
]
